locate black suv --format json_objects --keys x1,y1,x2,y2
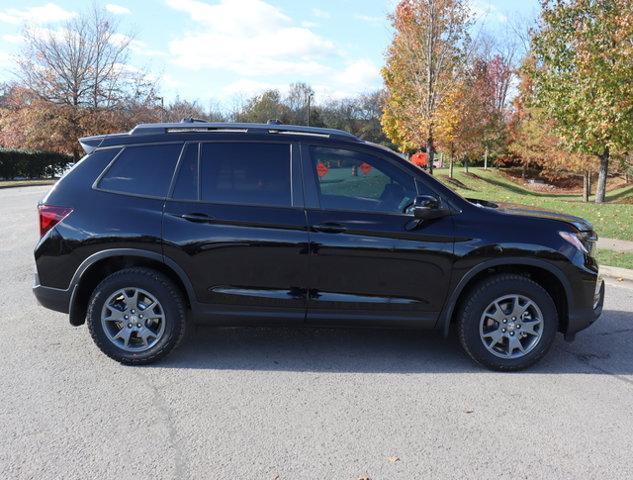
[{"x1": 33, "y1": 121, "x2": 604, "y2": 370}]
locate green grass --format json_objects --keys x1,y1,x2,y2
[
  {"x1": 0, "y1": 179, "x2": 57, "y2": 188},
  {"x1": 595, "y1": 249, "x2": 633, "y2": 270},
  {"x1": 435, "y1": 167, "x2": 633, "y2": 241}
]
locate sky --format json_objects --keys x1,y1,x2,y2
[{"x1": 0, "y1": 0, "x2": 539, "y2": 109}]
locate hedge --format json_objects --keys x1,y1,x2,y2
[{"x1": 0, "y1": 149, "x2": 73, "y2": 180}]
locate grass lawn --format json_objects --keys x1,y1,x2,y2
[
  {"x1": 434, "y1": 167, "x2": 633, "y2": 241},
  {"x1": 595, "y1": 250, "x2": 633, "y2": 270},
  {"x1": 0, "y1": 179, "x2": 57, "y2": 188}
]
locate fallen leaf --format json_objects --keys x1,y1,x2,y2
[
  {"x1": 387, "y1": 456, "x2": 400, "y2": 463},
  {"x1": 357, "y1": 477, "x2": 371, "y2": 480},
  {"x1": 617, "y1": 277, "x2": 624, "y2": 282},
  {"x1": 465, "y1": 410, "x2": 474, "y2": 414}
]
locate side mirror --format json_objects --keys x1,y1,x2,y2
[{"x1": 408, "y1": 195, "x2": 450, "y2": 220}]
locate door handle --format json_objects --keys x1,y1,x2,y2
[
  {"x1": 180, "y1": 213, "x2": 215, "y2": 223},
  {"x1": 312, "y1": 222, "x2": 347, "y2": 233}
]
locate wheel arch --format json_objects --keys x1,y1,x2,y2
[
  {"x1": 438, "y1": 258, "x2": 572, "y2": 336},
  {"x1": 68, "y1": 249, "x2": 196, "y2": 326}
]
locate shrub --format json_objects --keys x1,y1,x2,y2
[{"x1": 0, "y1": 149, "x2": 73, "y2": 180}]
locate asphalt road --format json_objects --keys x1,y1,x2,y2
[{"x1": 1, "y1": 186, "x2": 632, "y2": 480}]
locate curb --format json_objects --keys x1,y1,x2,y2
[
  {"x1": 0, "y1": 181, "x2": 56, "y2": 190},
  {"x1": 601, "y1": 265, "x2": 633, "y2": 288}
]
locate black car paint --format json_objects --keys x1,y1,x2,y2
[{"x1": 33, "y1": 129, "x2": 603, "y2": 338}]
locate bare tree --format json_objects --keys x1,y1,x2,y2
[{"x1": 17, "y1": 5, "x2": 151, "y2": 159}]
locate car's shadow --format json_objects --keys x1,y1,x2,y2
[{"x1": 150, "y1": 309, "x2": 633, "y2": 375}]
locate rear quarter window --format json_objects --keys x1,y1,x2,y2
[{"x1": 97, "y1": 143, "x2": 183, "y2": 198}]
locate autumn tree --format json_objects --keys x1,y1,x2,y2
[
  {"x1": 235, "y1": 90, "x2": 290, "y2": 124},
  {"x1": 162, "y1": 97, "x2": 225, "y2": 123},
  {"x1": 510, "y1": 55, "x2": 597, "y2": 201},
  {"x1": 16, "y1": 4, "x2": 156, "y2": 159},
  {"x1": 530, "y1": 0, "x2": 633, "y2": 203},
  {"x1": 382, "y1": 0, "x2": 471, "y2": 174},
  {"x1": 435, "y1": 82, "x2": 464, "y2": 177},
  {"x1": 320, "y1": 91, "x2": 389, "y2": 144},
  {"x1": 435, "y1": 56, "x2": 500, "y2": 176}
]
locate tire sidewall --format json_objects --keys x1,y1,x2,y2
[
  {"x1": 459, "y1": 277, "x2": 558, "y2": 371},
  {"x1": 87, "y1": 270, "x2": 184, "y2": 364}
]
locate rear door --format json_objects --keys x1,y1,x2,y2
[
  {"x1": 302, "y1": 143, "x2": 454, "y2": 328},
  {"x1": 162, "y1": 140, "x2": 309, "y2": 324}
]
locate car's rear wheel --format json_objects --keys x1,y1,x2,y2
[
  {"x1": 86, "y1": 268, "x2": 186, "y2": 365},
  {"x1": 457, "y1": 274, "x2": 558, "y2": 371}
]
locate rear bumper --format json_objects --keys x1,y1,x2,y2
[{"x1": 33, "y1": 274, "x2": 70, "y2": 314}]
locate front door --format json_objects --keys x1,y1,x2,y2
[
  {"x1": 162, "y1": 141, "x2": 309, "y2": 324},
  {"x1": 302, "y1": 144, "x2": 454, "y2": 328}
]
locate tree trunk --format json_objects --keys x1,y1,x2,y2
[
  {"x1": 449, "y1": 155, "x2": 454, "y2": 178},
  {"x1": 582, "y1": 171, "x2": 589, "y2": 203},
  {"x1": 427, "y1": 138, "x2": 434, "y2": 175},
  {"x1": 587, "y1": 172, "x2": 592, "y2": 197},
  {"x1": 484, "y1": 146, "x2": 489, "y2": 170},
  {"x1": 522, "y1": 163, "x2": 527, "y2": 179},
  {"x1": 595, "y1": 149, "x2": 609, "y2": 204},
  {"x1": 464, "y1": 157, "x2": 469, "y2": 173}
]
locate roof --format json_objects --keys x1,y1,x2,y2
[{"x1": 80, "y1": 120, "x2": 360, "y2": 153}]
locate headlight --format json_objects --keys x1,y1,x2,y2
[{"x1": 559, "y1": 231, "x2": 589, "y2": 254}]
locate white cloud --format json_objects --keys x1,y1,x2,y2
[
  {"x1": 105, "y1": 3, "x2": 131, "y2": 15},
  {"x1": 26, "y1": 25, "x2": 69, "y2": 42},
  {"x1": 0, "y1": 51, "x2": 11, "y2": 68},
  {"x1": 335, "y1": 59, "x2": 382, "y2": 88},
  {"x1": 110, "y1": 32, "x2": 132, "y2": 46},
  {"x1": 468, "y1": 0, "x2": 508, "y2": 23},
  {"x1": 166, "y1": 0, "x2": 335, "y2": 77},
  {"x1": 311, "y1": 8, "x2": 330, "y2": 19},
  {"x1": 354, "y1": 14, "x2": 383, "y2": 25},
  {"x1": 2, "y1": 34, "x2": 23, "y2": 44},
  {"x1": 221, "y1": 79, "x2": 288, "y2": 98},
  {"x1": 0, "y1": 3, "x2": 77, "y2": 25}
]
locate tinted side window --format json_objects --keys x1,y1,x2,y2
[
  {"x1": 310, "y1": 146, "x2": 416, "y2": 213},
  {"x1": 200, "y1": 143, "x2": 291, "y2": 207},
  {"x1": 98, "y1": 143, "x2": 183, "y2": 197},
  {"x1": 172, "y1": 143, "x2": 199, "y2": 201}
]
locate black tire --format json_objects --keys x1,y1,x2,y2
[
  {"x1": 457, "y1": 274, "x2": 558, "y2": 371},
  {"x1": 86, "y1": 268, "x2": 187, "y2": 365}
]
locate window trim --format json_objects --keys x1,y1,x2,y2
[
  {"x1": 168, "y1": 139, "x2": 303, "y2": 209},
  {"x1": 92, "y1": 141, "x2": 186, "y2": 200},
  {"x1": 167, "y1": 141, "x2": 199, "y2": 201}
]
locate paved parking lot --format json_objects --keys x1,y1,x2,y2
[{"x1": 1, "y1": 185, "x2": 632, "y2": 479}]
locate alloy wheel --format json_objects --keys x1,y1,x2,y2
[
  {"x1": 479, "y1": 294, "x2": 544, "y2": 359},
  {"x1": 100, "y1": 287, "x2": 166, "y2": 352}
]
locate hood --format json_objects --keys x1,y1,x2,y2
[{"x1": 467, "y1": 198, "x2": 594, "y2": 232}]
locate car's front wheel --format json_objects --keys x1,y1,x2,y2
[
  {"x1": 86, "y1": 268, "x2": 187, "y2": 365},
  {"x1": 457, "y1": 274, "x2": 558, "y2": 371}
]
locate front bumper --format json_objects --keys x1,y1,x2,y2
[{"x1": 565, "y1": 278, "x2": 604, "y2": 340}]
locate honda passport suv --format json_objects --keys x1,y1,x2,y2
[{"x1": 33, "y1": 121, "x2": 604, "y2": 371}]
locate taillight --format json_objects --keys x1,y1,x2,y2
[{"x1": 38, "y1": 205, "x2": 73, "y2": 237}]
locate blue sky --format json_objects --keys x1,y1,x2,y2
[{"x1": 0, "y1": 0, "x2": 539, "y2": 108}]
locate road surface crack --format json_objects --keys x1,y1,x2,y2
[
  {"x1": 132, "y1": 369, "x2": 188, "y2": 480},
  {"x1": 559, "y1": 346, "x2": 633, "y2": 387}
]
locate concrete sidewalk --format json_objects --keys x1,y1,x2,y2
[{"x1": 598, "y1": 237, "x2": 633, "y2": 253}]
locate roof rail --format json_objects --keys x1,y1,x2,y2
[{"x1": 127, "y1": 122, "x2": 360, "y2": 141}]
